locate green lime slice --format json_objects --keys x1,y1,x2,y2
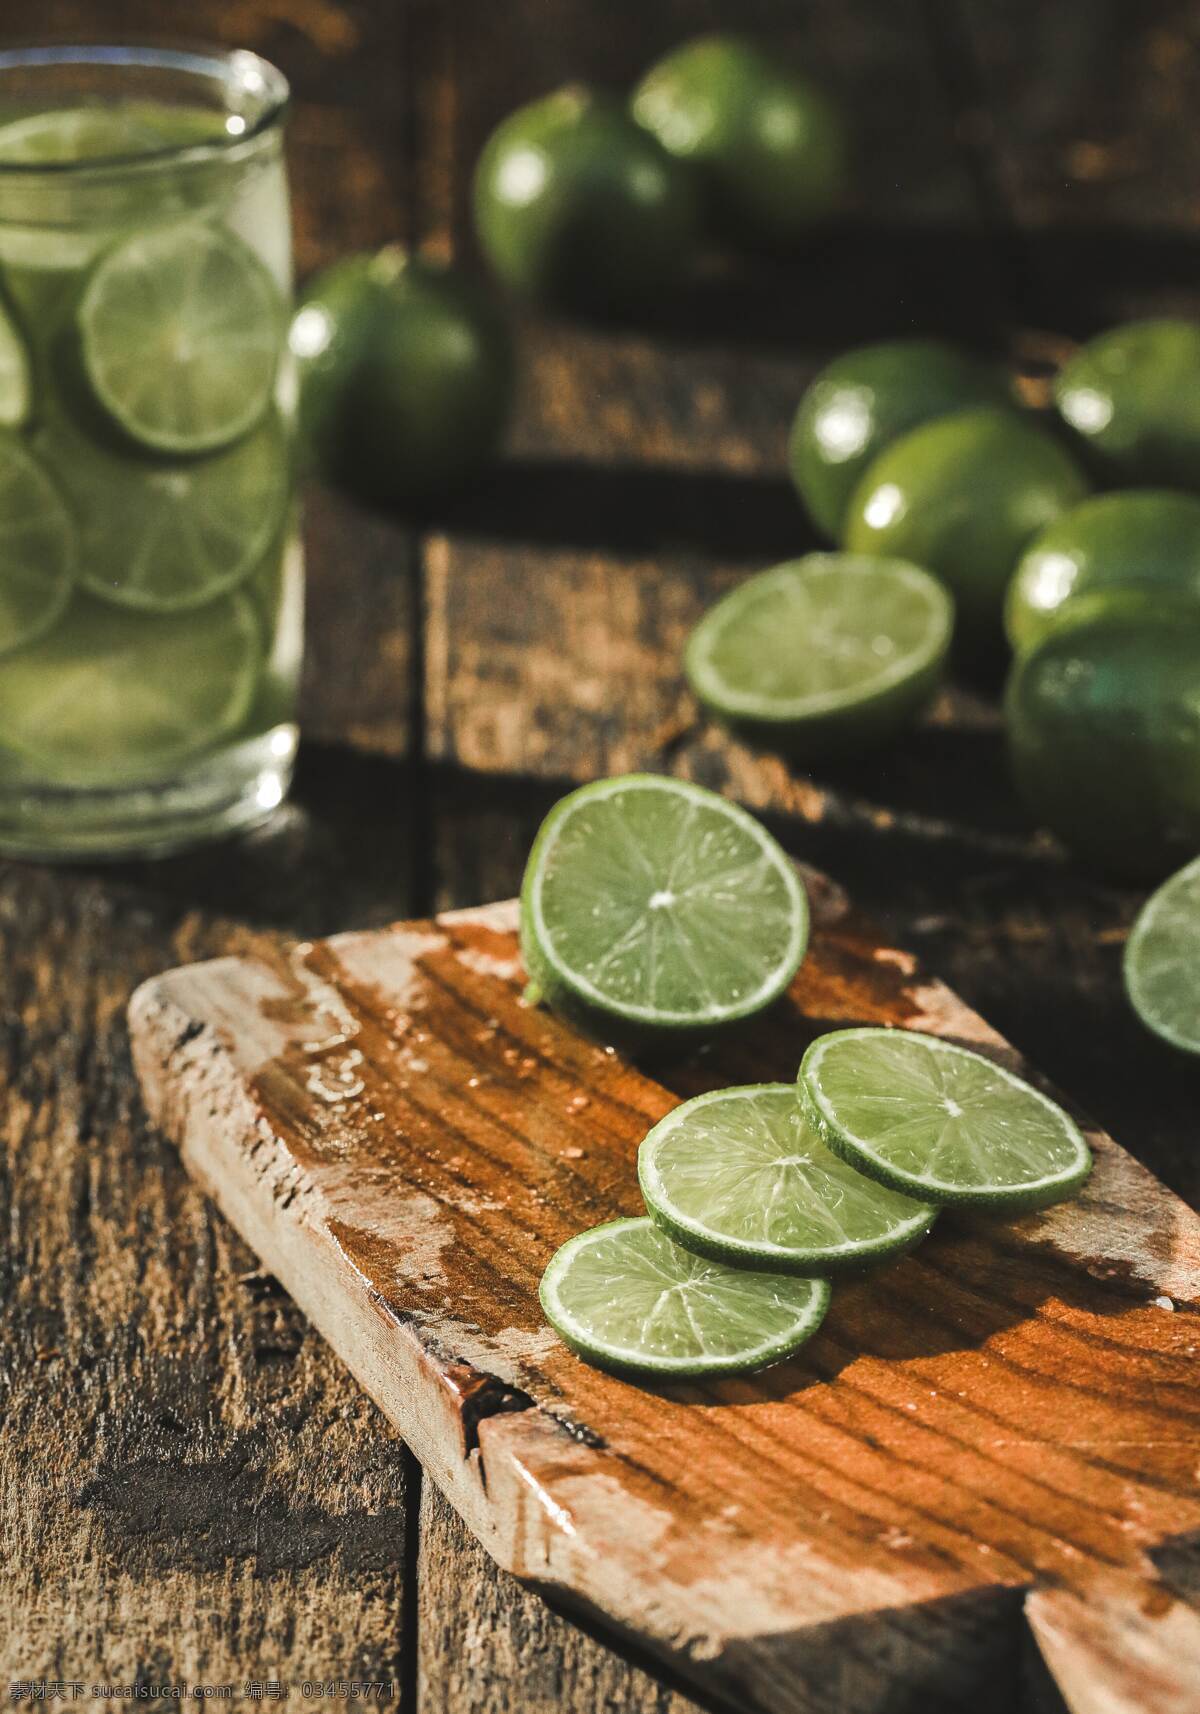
[
  {"x1": 0, "y1": 432, "x2": 75, "y2": 656},
  {"x1": 520, "y1": 775, "x2": 808, "y2": 1047},
  {"x1": 0, "y1": 291, "x2": 31, "y2": 428},
  {"x1": 78, "y1": 222, "x2": 283, "y2": 454},
  {"x1": 0, "y1": 107, "x2": 171, "y2": 165},
  {"x1": 540, "y1": 1216, "x2": 831, "y2": 1378},
  {"x1": 685, "y1": 554, "x2": 953, "y2": 759},
  {"x1": 639, "y1": 1084, "x2": 936, "y2": 1275},
  {"x1": 799, "y1": 1029, "x2": 1092, "y2": 1210},
  {"x1": 1124, "y1": 856, "x2": 1200, "y2": 1054},
  {"x1": 0, "y1": 589, "x2": 260, "y2": 784},
  {"x1": 41, "y1": 416, "x2": 289, "y2": 612}
]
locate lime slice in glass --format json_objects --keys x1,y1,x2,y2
[
  {"x1": 78, "y1": 222, "x2": 283, "y2": 454},
  {"x1": 540, "y1": 1216, "x2": 831, "y2": 1378},
  {"x1": 0, "y1": 590, "x2": 260, "y2": 784},
  {"x1": 639, "y1": 1084, "x2": 936, "y2": 1274},
  {"x1": 0, "y1": 292, "x2": 31, "y2": 428},
  {"x1": 41, "y1": 416, "x2": 289, "y2": 612},
  {"x1": 685, "y1": 554, "x2": 953, "y2": 759},
  {"x1": 0, "y1": 432, "x2": 75, "y2": 656},
  {"x1": 0, "y1": 107, "x2": 171, "y2": 165},
  {"x1": 1124, "y1": 856, "x2": 1200, "y2": 1054},
  {"x1": 520, "y1": 775, "x2": 808, "y2": 1047},
  {"x1": 799, "y1": 1028, "x2": 1092, "y2": 1210}
]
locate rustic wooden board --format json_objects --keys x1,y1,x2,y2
[{"x1": 130, "y1": 885, "x2": 1200, "y2": 1714}]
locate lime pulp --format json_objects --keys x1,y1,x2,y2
[
  {"x1": 540, "y1": 1216, "x2": 831, "y2": 1378},
  {"x1": 0, "y1": 432, "x2": 76, "y2": 655},
  {"x1": 639, "y1": 1084, "x2": 936, "y2": 1274},
  {"x1": 1124, "y1": 856, "x2": 1200, "y2": 1055},
  {"x1": 800, "y1": 1028, "x2": 1092, "y2": 1210}
]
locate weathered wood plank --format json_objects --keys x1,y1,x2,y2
[{"x1": 130, "y1": 894, "x2": 1200, "y2": 1714}]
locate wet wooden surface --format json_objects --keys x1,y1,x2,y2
[
  {"x1": 129, "y1": 896, "x2": 1200, "y2": 1714},
  {"x1": 2, "y1": 0, "x2": 1199, "y2": 1709}
]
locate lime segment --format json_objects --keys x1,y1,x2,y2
[
  {"x1": 1124, "y1": 856, "x2": 1200, "y2": 1054},
  {"x1": 0, "y1": 432, "x2": 75, "y2": 655},
  {"x1": 639, "y1": 1084, "x2": 936, "y2": 1274},
  {"x1": 42, "y1": 417, "x2": 288, "y2": 612},
  {"x1": 78, "y1": 222, "x2": 282, "y2": 454},
  {"x1": 520, "y1": 775, "x2": 808, "y2": 1045},
  {"x1": 0, "y1": 107, "x2": 171, "y2": 165},
  {"x1": 685, "y1": 555, "x2": 952, "y2": 758},
  {"x1": 800, "y1": 1029, "x2": 1091, "y2": 1210},
  {"x1": 540, "y1": 1216, "x2": 831, "y2": 1378},
  {"x1": 0, "y1": 590, "x2": 260, "y2": 784},
  {"x1": 0, "y1": 292, "x2": 31, "y2": 428}
]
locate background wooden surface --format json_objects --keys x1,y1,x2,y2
[{"x1": 2, "y1": 1, "x2": 1198, "y2": 1709}]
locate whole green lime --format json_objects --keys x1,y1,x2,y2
[
  {"x1": 844, "y1": 407, "x2": 1090, "y2": 654},
  {"x1": 789, "y1": 340, "x2": 1010, "y2": 539},
  {"x1": 290, "y1": 247, "x2": 513, "y2": 506},
  {"x1": 1055, "y1": 319, "x2": 1200, "y2": 487},
  {"x1": 1006, "y1": 592, "x2": 1200, "y2": 877},
  {"x1": 631, "y1": 34, "x2": 847, "y2": 251},
  {"x1": 1006, "y1": 489, "x2": 1200, "y2": 652},
  {"x1": 473, "y1": 86, "x2": 699, "y2": 310}
]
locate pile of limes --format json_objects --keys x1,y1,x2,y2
[{"x1": 524, "y1": 774, "x2": 1091, "y2": 1380}]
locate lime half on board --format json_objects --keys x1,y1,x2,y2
[
  {"x1": 1124, "y1": 856, "x2": 1200, "y2": 1054},
  {"x1": 0, "y1": 432, "x2": 75, "y2": 656},
  {"x1": 42, "y1": 416, "x2": 289, "y2": 612},
  {"x1": 685, "y1": 554, "x2": 953, "y2": 759},
  {"x1": 78, "y1": 222, "x2": 283, "y2": 454},
  {"x1": 639, "y1": 1084, "x2": 936, "y2": 1274},
  {"x1": 539, "y1": 1216, "x2": 831, "y2": 1378},
  {"x1": 800, "y1": 1028, "x2": 1092, "y2": 1211},
  {"x1": 0, "y1": 591, "x2": 260, "y2": 785},
  {"x1": 520, "y1": 775, "x2": 808, "y2": 1048}
]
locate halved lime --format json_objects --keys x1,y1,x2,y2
[
  {"x1": 78, "y1": 222, "x2": 283, "y2": 454},
  {"x1": 540, "y1": 1216, "x2": 831, "y2": 1378},
  {"x1": 0, "y1": 432, "x2": 75, "y2": 656},
  {"x1": 0, "y1": 291, "x2": 31, "y2": 428},
  {"x1": 520, "y1": 775, "x2": 808, "y2": 1047},
  {"x1": 41, "y1": 416, "x2": 289, "y2": 612},
  {"x1": 685, "y1": 555, "x2": 953, "y2": 759},
  {"x1": 0, "y1": 589, "x2": 260, "y2": 784},
  {"x1": 639, "y1": 1084, "x2": 936, "y2": 1274},
  {"x1": 1124, "y1": 856, "x2": 1200, "y2": 1054},
  {"x1": 0, "y1": 107, "x2": 171, "y2": 165},
  {"x1": 799, "y1": 1029, "x2": 1092, "y2": 1210}
]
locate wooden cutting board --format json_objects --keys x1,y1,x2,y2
[{"x1": 129, "y1": 875, "x2": 1200, "y2": 1714}]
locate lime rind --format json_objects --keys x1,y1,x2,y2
[
  {"x1": 799, "y1": 1028, "x2": 1092, "y2": 1210},
  {"x1": 0, "y1": 291, "x2": 31, "y2": 429},
  {"x1": 520, "y1": 774, "x2": 808, "y2": 1039},
  {"x1": 1124, "y1": 856, "x2": 1200, "y2": 1055},
  {"x1": 639, "y1": 1084, "x2": 936, "y2": 1275},
  {"x1": 78, "y1": 221, "x2": 283, "y2": 455},
  {"x1": 685, "y1": 555, "x2": 953, "y2": 736},
  {"x1": 539, "y1": 1216, "x2": 831, "y2": 1378}
]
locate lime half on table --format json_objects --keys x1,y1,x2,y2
[
  {"x1": 41, "y1": 416, "x2": 289, "y2": 612},
  {"x1": 520, "y1": 775, "x2": 808, "y2": 1048},
  {"x1": 1124, "y1": 856, "x2": 1200, "y2": 1054},
  {"x1": 685, "y1": 554, "x2": 953, "y2": 759},
  {"x1": 800, "y1": 1029, "x2": 1092, "y2": 1211},
  {"x1": 540, "y1": 1216, "x2": 831, "y2": 1378},
  {"x1": 0, "y1": 432, "x2": 75, "y2": 655},
  {"x1": 639, "y1": 1084, "x2": 936, "y2": 1274},
  {"x1": 0, "y1": 590, "x2": 260, "y2": 784},
  {"x1": 78, "y1": 221, "x2": 283, "y2": 454}
]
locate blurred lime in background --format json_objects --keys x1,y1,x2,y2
[{"x1": 1055, "y1": 319, "x2": 1200, "y2": 487}]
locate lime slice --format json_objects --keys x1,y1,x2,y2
[
  {"x1": 41, "y1": 416, "x2": 289, "y2": 612},
  {"x1": 520, "y1": 775, "x2": 808, "y2": 1047},
  {"x1": 540, "y1": 1216, "x2": 831, "y2": 1378},
  {"x1": 0, "y1": 432, "x2": 75, "y2": 656},
  {"x1": 0, "y1": 291, "x2": 31, "y2": 428},
  {"x1": 800, "y1": 1029, "x2": 1092, "y2": 1210},
  {"x1": 78, "y1": 222, "x2": 283, "y2": 454},
  {"x1": 639, "y1": 1084, "x2": 936, "y2": 1274},
  {"x1": 0, "y1": 590, "x2": 260, "y2": 784},
  {"x1": 1124, "y1": 856, "x2": 1200, "y2": 1054},
  {"x1": 685, "y1": 555, "x2": 953, "y2": 759},
  {"x1": 0, "y1": 107, "x2": 171, "y2": 165}
]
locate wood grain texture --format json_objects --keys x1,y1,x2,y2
[{"x1": 130, "y1": 892, "x2": 1200, "y2": 1714}]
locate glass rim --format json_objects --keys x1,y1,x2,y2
[{"x1": 0, "y1": 41, "x2": 290, "y2": 178}]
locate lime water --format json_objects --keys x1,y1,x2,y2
[{"x1": 0, "y1": 48, "x2": 299, "y2": 856}]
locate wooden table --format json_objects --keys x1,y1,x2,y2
[{"x1": 3, "y1": 2, "x2": 1197, "y2": 1708}]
